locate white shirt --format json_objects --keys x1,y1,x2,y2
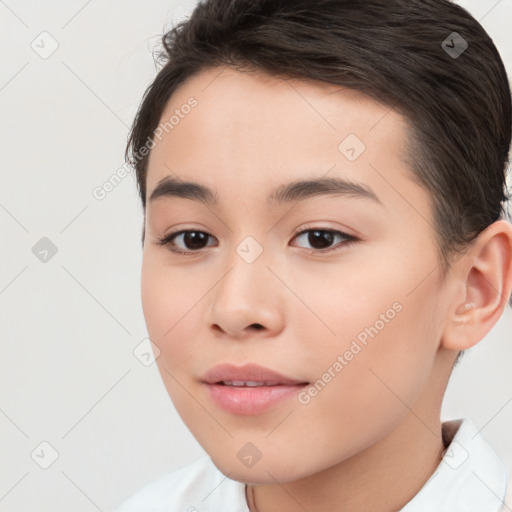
[{"x1": 114, "y1": 417, "x2": 510, "y2": 512}]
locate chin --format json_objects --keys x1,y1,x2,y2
[{"x1": 209, "y1": 451, "x2": 314, "y2": 485}]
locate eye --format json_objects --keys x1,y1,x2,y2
[
  {"x1": 155, "y1": 227, "x2": 358, "y2": 256},
  {"x1": 156, "y1": 230, "x2": 217, "y2": 256},
  {"x1": 291, "y1": 228, "x2": 357, "y2": 253}
]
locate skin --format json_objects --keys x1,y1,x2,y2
[{"x1": 140, "y1": 65, "x2": 512, "y2": 512}]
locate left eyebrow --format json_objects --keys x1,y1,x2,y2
[{"x1": 148, "y1": 175, "x2": 384, "y2": 207}]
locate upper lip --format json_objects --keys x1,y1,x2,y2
[{"x1": 201, "y1": 363, "x2": 308, "y2": 385}]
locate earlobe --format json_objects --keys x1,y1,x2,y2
[{"x1": 441, "y1": 220, "x2": 512, "y2": 352}]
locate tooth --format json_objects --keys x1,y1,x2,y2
[{"x1": 220, "y1": 380, "x2": 282, "y2": 387}]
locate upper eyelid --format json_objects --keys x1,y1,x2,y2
[{"x1": 164, "y1": 219, "x2": 356, "y2": 235}]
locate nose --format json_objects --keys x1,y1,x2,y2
[{"x1": 206, "y1": 251, "x2": 285, "y2": 340}]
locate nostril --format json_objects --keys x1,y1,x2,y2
[{"x1": 250, "y1": 324, "x2": 264, "y2": 330}]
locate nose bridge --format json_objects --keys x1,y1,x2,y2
[
  {"x1": 216, "y1": 235, "x2": 270, "y2": 309},
  {"x1": 208, "y1": 232, "x2": 283, "y2": 336}
]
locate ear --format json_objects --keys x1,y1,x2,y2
[{"x1": 441, "y1": 219, "x2": 512, "y2": 351}]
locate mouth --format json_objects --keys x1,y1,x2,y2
[{"x1": 201, "y1": 363, "x2": 309, "y2": 415}]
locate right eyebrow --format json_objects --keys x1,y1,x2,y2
[{"x1": 149, "y1": 177, "x2": 217, "y2": 206}]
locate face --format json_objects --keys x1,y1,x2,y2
[{"x1": 141, "y1": 65, "x2": 454, "y2": 484}]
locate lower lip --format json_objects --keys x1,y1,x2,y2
[{"x1": 203, "y1": 383, "x2": 308, "y2": 415}]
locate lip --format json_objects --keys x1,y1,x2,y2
[
  {"x1": 201, "y1": 363, "x2": 309, "y2": 415},
  {"x1": 202, "y1": 363, "x2": 306, "y2": 385}
]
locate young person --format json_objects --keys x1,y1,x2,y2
[{"x1": 115, "y1": 0, "x2": 512, "y2": 510}]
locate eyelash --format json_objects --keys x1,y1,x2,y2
[{"x1": 155, "y1": 226, "x2": 358, "y2": 256}]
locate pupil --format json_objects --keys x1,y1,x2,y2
[
  {"x1": 309, "y1": 230, "x2": 333, "y2": 249},
  {"x1": 185, "y1": 231, "x2": 208, "y2": 249}
]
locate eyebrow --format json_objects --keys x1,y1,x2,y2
[{"x1": 149, "y1": 175, "x2": 383, "y2": 207}]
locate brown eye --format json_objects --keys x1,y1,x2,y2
[
  {"x1": 292, "y1": 229, "x2": 356, "y2": 253},
  {"x1": 156, "y1": 230, "x2": 217, "y2": 255}
]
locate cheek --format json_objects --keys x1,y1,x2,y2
[
  {"x1": 288, "y1": 257, "x2": 399, "y2": 352},
  {"x1": 280, "y1": 298, "x2": 439, "y2": 474},
  {"x1": 141, "y1": 259, "x2": 200, "y2": 419},
  {"x1": 140, "y1": 264, "x2": 168, "y2": 340},
  {"x1": 298, "y1": 257, "x2": 440, "y2": 415},
  {"x1": 141, "y1": 256, "x2": 183, "y2": 355},
  {"x1": 140, "y1": 255, "x2": 206, "y2": 374}
]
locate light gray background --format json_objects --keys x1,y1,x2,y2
[{"x1": 0, "y1": 1, "x2": 511, "y2": 511}]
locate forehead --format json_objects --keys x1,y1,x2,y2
[{"x1": 146, "y1": 65, "x2": 411, "y2": 207}]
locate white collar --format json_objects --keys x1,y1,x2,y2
[{"x1": 400, "y1": 417, "x2": 508, "y2": 511}]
